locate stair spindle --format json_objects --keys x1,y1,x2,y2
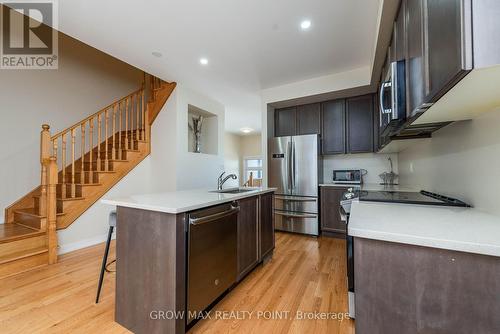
[
  {"x1": 141, "y1": 90, "x2": 145, "y2": 140},
  {"x1": 105, "y1": 109, "x2": 109, "y2": 171},
  {"x1": 47, "y1": 156, "x2": 58, "y2": 264},
  {"x1": 136, "y1": 93, "x2": 140, "y2": 142},
  {"x1": 71, "y1": 129, "x2": 76, "y2": 197},
  {"x1": 118, "y1": 101, "x2": 123, "y2": 159},
  {"x1": 81, "y1": 124, "x2": 85, "y2": 176},
  {"x1": 61, "y1": 133, "x2": 67, "y2": 198},
  {"x1": 112, "y1": 104, "x2": 117, "y2": 160},
  {"x1": 97, "y1": 114, "x2": 102, "y2": 171},
  {"x1": 150, "y1": 76, "x2": 154, "y2": 100},
  {"x1": 89, "y1": 118, "x2": 94, "y2": 183},
  {"x1": 125, "y1": 97, "x2": 129, "y2": 150}
]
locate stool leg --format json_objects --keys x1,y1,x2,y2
[{"x1": 96, "y1": 225, "x2": 114, "y2": 303}]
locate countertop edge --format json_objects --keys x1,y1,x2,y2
[
  {"x1": 101, "y1": 188, "x2": 276, "y2": 214},
  {"x1": 348, "y1": 226, "x2": 500, "y2": 257}
]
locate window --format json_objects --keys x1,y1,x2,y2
[{"x1": 243, "y1": 156, "x2": 263, "y2": 182}]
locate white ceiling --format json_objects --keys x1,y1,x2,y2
[{"x1": 55, "y1": 0, "x2": 381, "y2": 133}]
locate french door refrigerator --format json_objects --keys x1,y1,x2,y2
[{"x1": 268, "y1": 134, "x2": 322, "y2": 236}]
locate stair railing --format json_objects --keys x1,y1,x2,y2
[
  {"x1": 48, "y1": 88, "x2": 146, "y2": 198},
  {"x1": 38, "y1": 76, "x2": 165, "y2": 262}
]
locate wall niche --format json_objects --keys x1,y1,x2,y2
[{"x1": 187, "y1": 104, "x2": 218, "y2": 155}]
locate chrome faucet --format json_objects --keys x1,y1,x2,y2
[{"x1": 217, "y1": 172, "x2": 237, "y2": 190}]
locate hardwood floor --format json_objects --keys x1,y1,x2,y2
[{"x1": 0, "y1": 232, "x2": 354, "y2": 334}]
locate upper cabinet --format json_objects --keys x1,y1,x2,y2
[
  {"x1": 346, "y1": 95, "x2": 374, "y2": 153},
  {"x1": 405, "y1": 0, "x2": 472, "y2": 118},
  {"x1": 274, "y1": 94, "x2": 375, "y2": 155},
  {"x1": 275, "y1": 104, "x2": 321, "y2": 137},
  {"x1": 321, "y1": 100, "x2": 345, "y2": 155},
  {"x1": 422, "y1": 0, "x2": 472, "y2": 103},
  {"x1": 274, "y1": 107, "x2": 296, "y2": 137},
  {"x1": 297, "y1": 103, "x2": 321, "y2": 135}
]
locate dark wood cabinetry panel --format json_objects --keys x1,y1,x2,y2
[
  {"x1": 320, "y1": 187, "x2": 348, "y2": 235},
  {"x1": 346, "y1": 95, "x2": 374, "y2": 153},
  {"x1": 259, "y1": 192, "x2": 274, "y2": 259},
  {"x1": 297, "y1": 103, "x2": 321, "y2": 135},
  {"x1": 423, "y1": 0, "x2": 471, "y2": 102},
  {"x1": 321, "y1": 100, "x2": 346, "y2": 155},
  {"x1": 274, "y1": 107, "x2": 296, "y2": 137},
  {"x1": 355, "y1": 238, "x2": 500, "y2": 333},
  {"x1": 406, "y1": 0, "x2": 425, "y2": 117},
  {"x1": 237, "y1": 196, "x2": 259, "y2": 280}
]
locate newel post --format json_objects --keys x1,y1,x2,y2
[
  {"x1": 47, "y1": 156, "x2": 58, "y2": 264},
  {"x1": 40, "y1": 124, "x2": 51, "y2": 219}
]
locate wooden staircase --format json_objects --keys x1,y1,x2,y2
[{"x1": 1, "y1": 75, "x2": 176, "y2": 279}]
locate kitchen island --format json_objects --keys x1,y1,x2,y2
[
  {"x1": 349, "y1": 201, "x2": 500, "y2": 333},
  {"x1": 102, "y1": 187, "x2": 276, "y2": 334}
]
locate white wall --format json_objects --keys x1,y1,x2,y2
[
  {"x1": 175, "y1": 85, "x2": 225, "y2": 190},
  {"x1": 224, "y1": 133, "x2": 241, "y2": 188},
  {"x1": 0, "y1": 33, "x2": 142, "y2": 224},
  {"x1": 223, "y1": 133, "x2": 262, "y2": 187},
  {"x1": 323, "y1": 153, "x2": 398, "y2": 184},
  {"x1": 398, "y1": 108, "x2": 500, "y2": 216}
]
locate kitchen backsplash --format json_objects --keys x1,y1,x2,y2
[{"x1": 323, "y1": 153, "x2": 399, "y2": 184}]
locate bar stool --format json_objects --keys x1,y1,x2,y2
[{"x1": 95, "y1": 210, "x2": 116, "y2": 303}]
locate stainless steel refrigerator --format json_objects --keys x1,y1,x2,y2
[{"x1": 268, "y1": 134, "x2": 322, "y2": 236}]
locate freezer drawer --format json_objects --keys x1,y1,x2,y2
[
  {"x1": 274, "y1": 195, "x2": 318, "y2": 214},
  {"x1": 274, "y1": 211, "x2": 319, "y2": 236}
]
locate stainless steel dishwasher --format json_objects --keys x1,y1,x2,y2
[{"x1": 187, "y1": 202, "x2": 239, "y2": 324}]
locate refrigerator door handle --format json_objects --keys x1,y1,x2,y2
[
  {"x1": 287, "y1": 141, "x2": 293, "y2": 192},
  {"x1": 292, "y1": 141, "x2": 296, "y2": 190}
]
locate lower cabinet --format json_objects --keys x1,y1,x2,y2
[
  {"x1": 237, "y1": 196, "x2": 259, "y2": 280},
  {"x1": 259, "y1": 192, "x2": 275, "y2": 259},
  {"x1": 237, "y1": 192, "x2": 275, "y2": 281},
  {"x1": 320, "y1": 186, "x2": 348, "y2": 236}
]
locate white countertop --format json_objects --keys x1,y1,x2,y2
[
  {"x1": 319, "y1": 182, "x2": 417, "y2": 192},
  {"x1": 101, "y1": 187, "x2": 276, "y2": 214},
  {"x1": 348, "y1": 200, "x2": 500, "y2": 257}
]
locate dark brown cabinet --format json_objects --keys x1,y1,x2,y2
[
  {"x1": 321, "y1": 100, "x2": 346, "y2": 155},
  {"x1": 274, "y1": 107, "x2": 296, "y2": 137},
  {"x1": 297, "y1": 103, "x2": 321, "y2": 135},
  {"x1": 275, "y1": 104, "x2": 321, "y2": 137},
  {"x1": 346, "y1": 95, "x2": 374, "y2": 153},
  {"x1": 237, "y1": 196, "x2": 259, "y2": 280},
  {"x1": 274, "y1": 95, "x2": 374, "y2": 155},
  {"x1": 259, "y1": 192, "x2": 274, "y2": 259},
  {"x1": 405, "y1": 0, "x2": 471, "y2": 117},
  {"x1": 320, "y1": 186, "x2": 348, "y2": 235},
  {"x1": 422, "y1": 0, "x2": 471, "y2": 103}
]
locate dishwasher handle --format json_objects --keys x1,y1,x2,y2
[{"x1": 189, "y1": 205, "x2": 240, "y2": 226}]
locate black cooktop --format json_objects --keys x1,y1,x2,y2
[{"x1": 359, "y1": 190, "x2": 471, "y2": 207}]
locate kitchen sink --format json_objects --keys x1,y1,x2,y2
[{"x1": 212, "y1": 188, "x2": 255, "y2": 194}]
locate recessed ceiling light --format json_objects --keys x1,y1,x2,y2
[
  {"x1": 300, "y1": 20, "x2": 312, "y2": 30},
  {"x1": 152, "y1": 51, "x2": 162, "y2": 58},
  {"x1": 240, "y1": 127, "x2": 254, "y2": 134},
  {"x1": 199, "y1": 58, "x2": 209, "y2": 65}
]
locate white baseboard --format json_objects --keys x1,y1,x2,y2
[{"x1": 58, "y1": 232, "x2": 116, "y2": 255}]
